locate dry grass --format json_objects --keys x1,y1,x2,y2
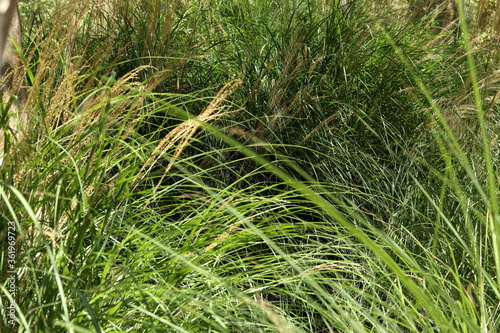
[{"x1": 136, "y1": 78, "x2": 242, "y2": 189}]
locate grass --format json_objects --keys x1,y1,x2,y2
[{"x1": 1, "y1": 0, "x2": 499, "y2": 331}]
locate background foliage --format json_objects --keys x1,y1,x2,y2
[{"x1": 1, "y1": 0, "x2": 500, "y2": 332}]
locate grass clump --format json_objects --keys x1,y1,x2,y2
[{"x1": 1, "y1": 0, "x2": 500, "y2": 332}]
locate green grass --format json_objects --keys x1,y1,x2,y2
[{"x1": 1, "y1": 0, "x2": 499, "y2": 332}]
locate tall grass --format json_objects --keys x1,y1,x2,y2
[{"x1": 1, "y1": 0, "x2": 499, "y2": 332}]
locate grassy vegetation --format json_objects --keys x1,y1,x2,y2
[{"x1": 1, "y1": 0, "x2": 500, "y2": 331}]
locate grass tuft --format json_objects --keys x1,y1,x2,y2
[{"x1": 1, "y1": 0, "x2": 500, "y2": 332}]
